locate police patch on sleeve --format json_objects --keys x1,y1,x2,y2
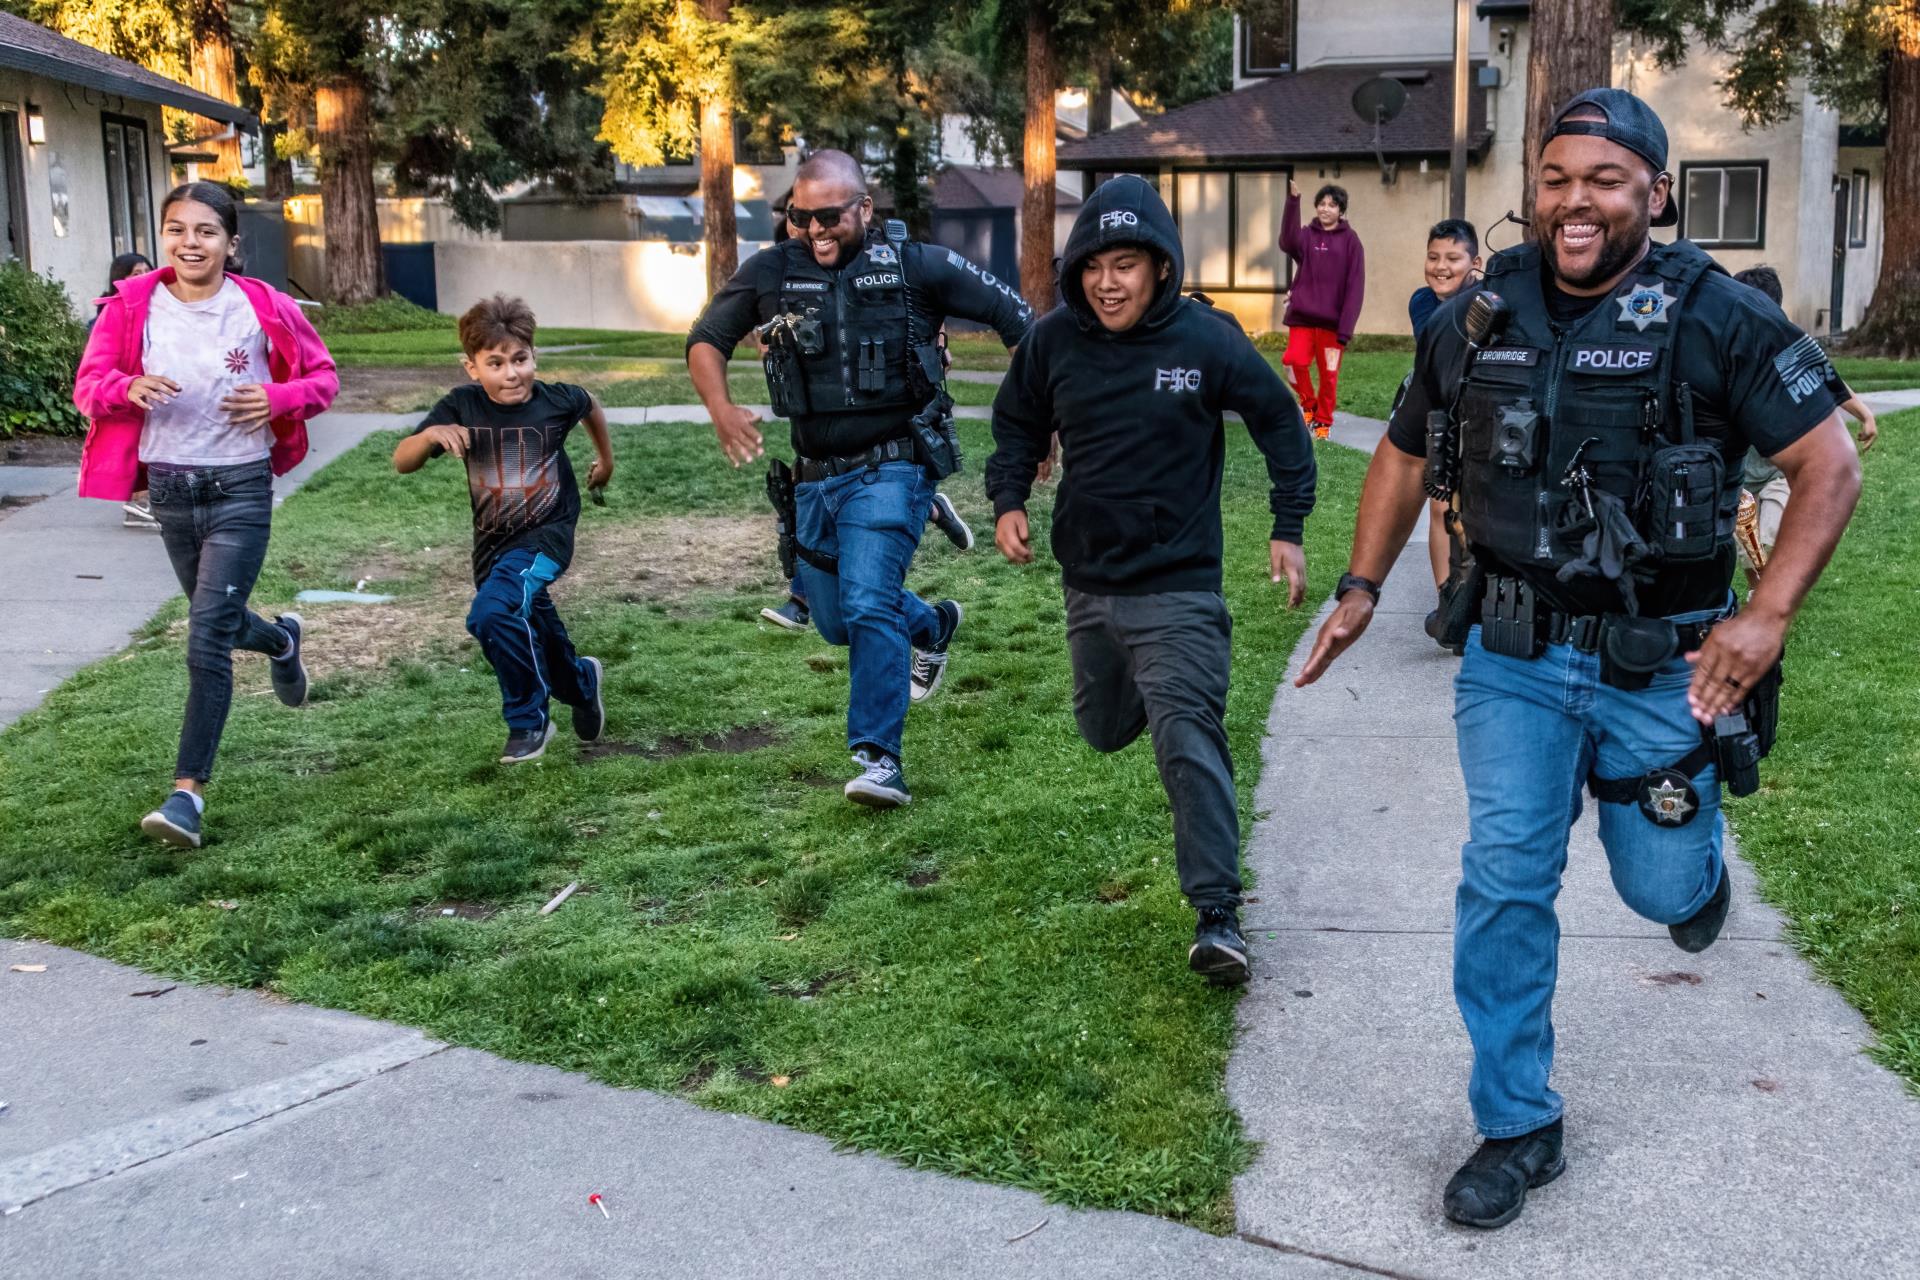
[
  {"x1": 1615, "y1": 280, "x2": 1675, "y2": 332},
  {"x1": 1772, "y1": 334, "x2": 1838, "y2": 406}
]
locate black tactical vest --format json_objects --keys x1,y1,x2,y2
[
  {"x1": 1455, "y1": 241, "x2": 1740, "y2": 599},
  {"x1": 777, "y1": 237, "x2": 922, "y2": 417}
]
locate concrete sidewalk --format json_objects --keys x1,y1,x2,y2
[
  {"x1": 0, "y1": 414, "x2": 392, "y2": 730},
  {"x1": 1229, "y1": 418, "x2": 1920, "y2": 1277},
  {"x1": 0, "y1": 940, "x2": 1346, "y2": 1280}
]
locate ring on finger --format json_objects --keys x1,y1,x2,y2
[{"x1": 1721, "y1": 674, "x2": 1742, "y2": 688}]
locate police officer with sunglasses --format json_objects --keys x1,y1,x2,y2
[{"x1": 687, "y1": 149, "x2": 1032, "y2": 808}]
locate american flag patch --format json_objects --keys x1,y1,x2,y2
[{"x1": 1772, "y1": 335, "x2": 1834, "y2": 406}]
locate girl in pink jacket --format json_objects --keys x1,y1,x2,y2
[{"x1": 73, "y1": 180, "x2": 338, "y2": 849}]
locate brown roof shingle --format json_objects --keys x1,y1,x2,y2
[
  {"x1": 1058, "y1": 63, "x2": 1491, "y2": 169},
  {"x1": 0, "y1": 12, "x2": 254, "y2": 127}
]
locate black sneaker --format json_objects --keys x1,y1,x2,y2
[
  {"x1": 270, "y1": 614, "x2": 308, "y2": 707},
  {"x1": 500, "y1": 721, "x2": 558, "y2": 765},
  {"x1": 910, "y1": 601, "x2": 963, "y2": 703},
  {"x1": 140, "y1": 790, "x2": 203, "y2": 849},
  {"x1": 928, "y1": 492, "x2": 975, "y2": 551},
  {"x1": 1670, "y1": 862, "x2": 1732, "y2": 953},
  {"x1": 572, "y1": 656, "x2": 605, "y2": 742},
  {"x1": 759, "y1": 597, "x2": 811, "y2": 631},
  {"x1": 844, "y1": 748, "x2": 911, "y2": 808},
  {"x1": 1189, "y1": 905, "x2": 1250, "y2": 985},
  {"x1": 1443, "y1": 1118, "x2": 1567, "y2": 1229}
]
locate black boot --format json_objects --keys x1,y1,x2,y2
[
  {"x1": 1442, "y1": 1118, "x2": 1565, "y2": 1229},
  {"x1": 1669, "y1": 862, "x2": 1732, "y2": 953}
]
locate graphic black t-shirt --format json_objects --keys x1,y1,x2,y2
[
  {"x1": 413, "y1": 380, "x2": 593, "y2": 586},
  {"x1": 1388, "y1": 252, "x2": 1845, "y2": 616}
]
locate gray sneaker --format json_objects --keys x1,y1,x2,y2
[
  {"x1": 270, "y1": 613, "x2": 308, "y2": 707},
  {"x1": 928, "y1": 492, "x2": 975, "y2": 551},
  {"x1": 501, "y1": 721, "x2": 558, "y2": 765},
  {"x1": 140, "y1": 790, "x2": 203, "y2": 849}
]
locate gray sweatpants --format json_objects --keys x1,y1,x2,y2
[{"x1": 1064, "y1": 587, "x2": 1241, "y2": 910}]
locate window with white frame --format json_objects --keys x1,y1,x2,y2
[
  {"x1": 1239, "y1": 3, "x2": 1296, "y2": 76},
  {"x1": 1680, "y1": 162, "x2": 1764, "y2": 248},
  {"x1": 1174, "y1": 169, "x2": 1292, "y2": 292},
  {"x1": 102, "y1": 113, "x2": 153, "y2": 260},
  {"x1": 1848, "y1": 170, "x2": 1869, "y2": 248}
]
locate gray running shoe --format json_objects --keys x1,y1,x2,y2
[
  {"x1": 844, "y1": 748, "x2": 910, "y2": 808},
  {"x1": 140, "y1": 790, "x2": 203, "y2": 849}
]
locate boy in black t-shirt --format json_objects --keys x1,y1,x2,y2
[{"x1": 393, "y1": 295, "x2": 615, "y2": 763}]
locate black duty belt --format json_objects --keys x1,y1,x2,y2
[
  {"x1": 796, "y1": 437, "x2": 915, "y2": 483},
  {"x1": 1544, "y1": 610, "x2": 1719, "y2": 654}
]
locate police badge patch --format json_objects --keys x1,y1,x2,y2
[
  {"x1": 1616, "y1": 280, "x2": 1675, "y2": 332},
  {"x1": 1638, "y1": 769, "x2": 1700, "y2": 826},
  {"x1": 866, "y1": 244, "x2": 898, "y2": 266}
]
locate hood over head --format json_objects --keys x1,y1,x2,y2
[{"x1": 1060, "y1": 175, "x2": 1185, "y2": 331}]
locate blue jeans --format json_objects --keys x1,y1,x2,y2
[
  {"x1": 794, "y1": 461, "x2": 940, "y2": 760},
  {"x1": 466, "y1": 547, "x2": 593, "y2": 731},
  {"x1": 1452, "y1": 611, "x2": 1726, "y2": 1137}
]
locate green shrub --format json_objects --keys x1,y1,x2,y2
[
  {"x1": 311, "y1": 296, "x2": 453, "y2": 336},
  {"x1": 0, "y1": 263, "x2": 87, "y2": 437}
]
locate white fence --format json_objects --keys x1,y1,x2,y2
[{"x1": 432, "y1": 239, "x2": 770, "y2": 331}]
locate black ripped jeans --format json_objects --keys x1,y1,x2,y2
[{"x1": 148, "y1": 461, "x2": 291, "y2": 783}]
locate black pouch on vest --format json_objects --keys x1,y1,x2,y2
[
  {"x1": 763, "y1": 341, "x2": 807, "y2": 419},
  {"x1": 909, "y1": 392, "x2": 961, "y2": 482},
  {"x1": 1598, "y1": 614, "x2": 1678, "y2": 691},
  {"x1": 1480, "y1": 575, "x2": 1543, "y2": 658},
  {"x1": 1646, "y1": 443, "x2": 1724, "y2": 561},
  {"x1": 1713, "y1": 709, "x2": 1763, "y2": 796}
]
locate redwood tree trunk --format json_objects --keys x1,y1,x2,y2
[
  {"x1": 316, "y1": 73, "x2": 384, "y2": 304},
  {"x1": 1088, "y1": 44, "x2": 1113, "y2": 135},
  {"x1": 188, "y1": 0, "x2": 243, "y2": 183},
  {"x1": 262, "y1": 118, "x2": 295, "y2": 201},
  {"x1": 1021, "y1": 2, "x2": 1058, "y2": 313},
  {"x1": 1853, "y1": 0, "x2": 1920, "y2": 358},
  {"x1": 1520, "y1": 0, "x2": 1616, "y2": 232},
  {"x1": 700, "y1": 0, "x2": 738, "y2": 294}
]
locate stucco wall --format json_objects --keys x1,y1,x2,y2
[
  {"x1": 1837, "y1": 147, "x2": 1883, "y2": 331},
  {"x1": 433, "y1": 239, "x2": 772, "y2": 331},
  {"x1": 0, "y1": 69, "x2": 167, "y2": 307}
]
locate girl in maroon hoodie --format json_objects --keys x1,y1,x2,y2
[{"x1": 1279, "y1": 179, "x2": 1365, "y2": 438}]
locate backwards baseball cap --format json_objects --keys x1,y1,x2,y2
[{"x1": 1543, "y1": 88, "x2": 1679, "y2": 226}]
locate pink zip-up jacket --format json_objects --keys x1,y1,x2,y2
[{"x1": 73, "y1": 268, "x2": 339, "y2": 501}]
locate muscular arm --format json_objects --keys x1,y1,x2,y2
[
  {"x1": 914, "y1": 243, "x2": 1033, "y2": 347},
  {"x1": 1686, "y1": 413, "x2": 1860, "y2": 723}
]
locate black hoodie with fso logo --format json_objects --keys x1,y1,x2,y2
[{"x1": 986, "y1": 176, "x2": 1316, "y2": 596}]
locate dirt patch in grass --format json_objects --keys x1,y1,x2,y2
[
  {"x1": 583, "y1": 724, "x2": 777, "y2": 762},
  {"x1": 677, "y1": 1062, "x2": 718, "y2": 1091},
  {"x1": 768, "y1": 969, "x2": 856, "y2": 999},
  {"x1": 293, "y1": 585, "x2": 472, "y2": 677},
  {"x1": 416, "y1": 900, "x2": 499, "y2": 921},
  {"x1": 568, "y1": 514, "x2": 783, "y2": 606},
  {"x1": 906, "y1": 867, "x2": 942, "y2": 888}
]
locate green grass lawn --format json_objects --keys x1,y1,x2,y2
[
  {"x1": 0, "y1": 420, "x2": 1367, "y2": 1228},
  {"x1": 1729, "y1": 406, "x2": 1920, "y2": 1084},
  {"x1": 1836, "y1": 358, "x2": 1920, "y2": 394}
]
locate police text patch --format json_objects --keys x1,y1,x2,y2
[
  {"x1": 1773, "y1": 335, "x2": 1836, "y2": 405},
  {"x1": 1568, "y1": 345, "x2": 1656, "y2": 375},
  {"x1": 1474, "y1": 348, "x2": 1539, "y2": 366}
]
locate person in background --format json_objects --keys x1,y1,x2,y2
[
  {"x1": 1279, "y1": 178, "x2": 1365, "y2": 439},
  {"x1": 1409, "y1": 219, "x2": 1482, "y2": 596},
  {"x1": 1731, "y1": 264, "x2": 1878, "y2": 589},
  {"x1": 94, "y1": 253, "x2": 161, "y2": 530},
  {"x1": 73, "y1": 181, "x2": 338, "y2": 849}
]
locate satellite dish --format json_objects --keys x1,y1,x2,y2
[
  {"x1": 1351, "y1": 77, "x2": 1409, "y2": 185},
  {"x1": 1351, "y1": 77, "x2": 1409, "y2": 127}
]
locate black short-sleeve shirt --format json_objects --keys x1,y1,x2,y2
[
  {"x1": 413, "y1": 380, "x2": 593, "y2": 586},
  {"x1": 1388, "y1": 257, "x2": 1846, "y2": 615}
]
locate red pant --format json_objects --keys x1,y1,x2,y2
[{"x1": 1283, "y1": 325, "x2": 1342, "y2": 425}]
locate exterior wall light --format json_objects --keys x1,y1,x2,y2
[{"x1": 25, "y1": 104, "x2": 46, "y2": 144}]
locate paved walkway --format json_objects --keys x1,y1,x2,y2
[{"x1": 1228, "y1": 413, "x2": 1920, "y2": 1277}]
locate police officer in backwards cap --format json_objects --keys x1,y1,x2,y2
[
  {"x1": 1296, "y1": 88, "x2": 1861, "y2": 1228},
  {"x1": 686, "y1": 149, "x2": 1031, "y2": 809}
]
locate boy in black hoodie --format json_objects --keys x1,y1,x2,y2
[{"x1": 986, "y1": 176, "x2": 1316, "y2": 985}]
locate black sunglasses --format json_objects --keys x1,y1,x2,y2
[{"x1": 785, "y1": 196, "x2": 867, "y2": 230}]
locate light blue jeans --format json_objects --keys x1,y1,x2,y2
[
  {"x1": 794, "y1": 461, "x2": 942, "y2": 760},
  {"x1": 1452, "y1": 610, "x2": 1726, "y2": 1137}
]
